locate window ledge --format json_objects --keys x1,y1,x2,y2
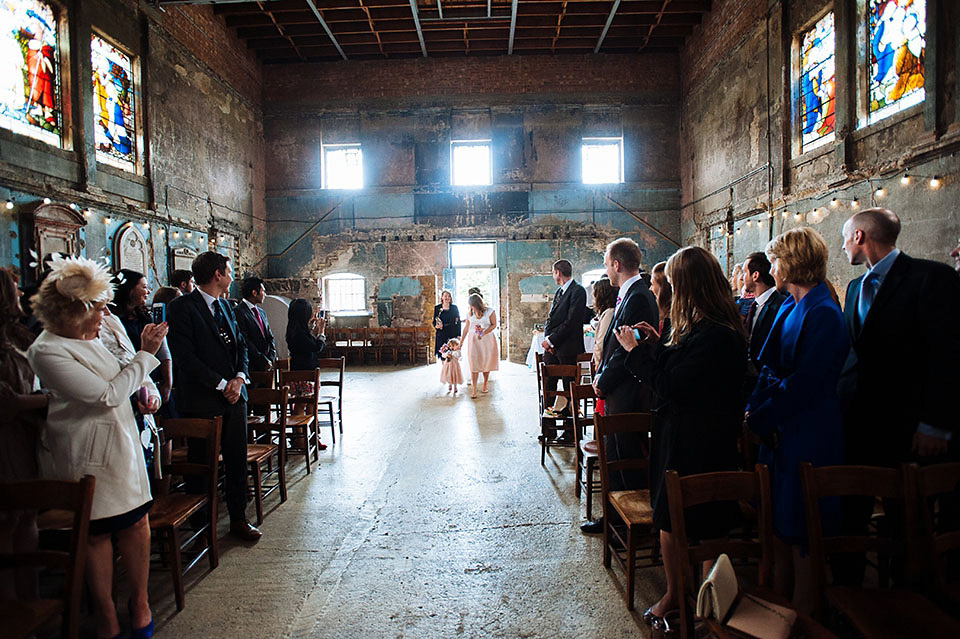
[{"x1": 851, "y1": 103, "x2": 923, "y2": 144}]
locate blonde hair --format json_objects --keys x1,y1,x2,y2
[
  {"x1": 30, "y1": 279, "x2": 102, "y2": 334},
  {"x1": 666, "y1": 247, "x2": 746, "y2": 346},
  {"x1": 765, "y1": 227, "x2": 829, "y2": 286},
  {"x1": 30, "y1": 255, "x2": 114, "y2": 334}
]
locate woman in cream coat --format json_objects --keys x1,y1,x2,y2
[{"x1": 26, "y1": 256, "x2": 166, "y2": 639}]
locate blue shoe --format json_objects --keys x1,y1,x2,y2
[{"x1": 130, "y1": 618, "x2": 154, "y2": 639}]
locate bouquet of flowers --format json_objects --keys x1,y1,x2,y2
[
  {"x1": 439, "y1": 343, "x2": 450, "y2": 360},
  {"x1": 474, "y1": 324, "x2": 484, "y2": 337}
]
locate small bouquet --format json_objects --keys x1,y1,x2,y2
[
  {"x1": 439, "y1": 343, "x2": 450, "y2": 360},
  {"x1": 474, "y1": 324, "x2": 484, "y2": 337}
]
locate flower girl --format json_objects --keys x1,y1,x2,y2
[{"x1": 439, "y1": 337, "x2": 464, "y2": 393}]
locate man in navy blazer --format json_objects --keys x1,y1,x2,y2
[
  {"x1": 541, "y1": 259, "x2": 587, "y2": 365},
  {"x1": 167, "y1": 252, "x2": 260, "y2": 541},
  {"x1": 235, "y1": 277, "x2": 277, "y2": 373},
  {"x1": 582, "y1": 238, "x2": 658, "y2": 533},
  {"x1": 838, "y1": 208, "x2": 960, "y2": 466}
]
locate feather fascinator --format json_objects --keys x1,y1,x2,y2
[{"x1": 45, "y1": 254, "x2": 114, "y2": 308}]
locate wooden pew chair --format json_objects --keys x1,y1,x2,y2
[
  {"x1": 363, "y1": 327, "x2": 382, "y2": 364},
  {"x1": 911, "y1": 462, "x2": 960, "y2": 613},
  {"x1": 274, "y1": 357, "x2": 290, "y2": 372},
  {"x1": 347, "y1": 327, "x2": 367, "y2": 363},
  {"x1": 800, "y1": 463, "x2": 960, "y2": 637},
  {"x1": 538, "y1": 362, "x2": 578, "y2": 464},
  {"x1": 570, "y1": 382, "x2": 600, "y2": 520},
  {"x1": 247, "y1": 387, "x2": 289, "y2": 524},
  {"x1": 594, "y1": 411, "x2": 658, "y2": 610},
  {"x1": 534, "y1": 351, "x2": 545, "y2": 416},
  {"x1": 380, "y1": 327, "x2": 399, "y2": 364},
  {"x1": 414, "y1": 326, "x2": 432, "y2": 363},
  {"x1": 278, "y1": 369, "x2": 320, "y2": 473},
  {"x1": 249, "y1": 369, "x2": 276, "y2": 389},
  {"x1": 396, "y1": 327, "x2": 417, "y2": 365},
  {"x1": 315, "y1": 357, "x2": 345, "y2": 444},
  {"x1": 150, "y1": 417, "x2": 222, "y2": 611},
  {"x1": 0, "y1": 475, "x2": 94, "y2": 639}
]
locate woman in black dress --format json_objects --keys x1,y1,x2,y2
[
  {"x1": 433, "y1": 290, "x2": 460, "y2": 358},
  {"x1": 286, "y1": 298, "x2": 327, "y2": 371},
  {"x1": 615, "y1": 246, "x2": 747, "y2": 626}
]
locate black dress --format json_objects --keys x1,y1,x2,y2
[
  {"x1": 626, "y1": 321, "x2": 746, "y2": 537},
  {"x1": 287, "y1": 326, "x2": 326, "y2": 370},
  {"x1": 433, "y1": 304, "x2": 461, "y2": 356}
]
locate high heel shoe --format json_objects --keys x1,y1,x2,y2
[
  {"x1": 129, "y1": 600, "x2": 154, "y2": 639},
  {"x1": 642, "y1": 605, "x2": 662, "y2": 626}
]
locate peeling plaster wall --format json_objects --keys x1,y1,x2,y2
[
  {"x1": 680, "y1": 0, "x2": 960, "y2": 291},
  {"x1": 262, "y1": 54, "x2": 682, "y2": 362}
]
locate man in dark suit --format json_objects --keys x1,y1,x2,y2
[
  {"x1": 235, "y1": 277, "x2": 276, "y2": 373},
  {"x1": 742, "y1": 252, "x2": 787, "y2": 371},
  {"x1": 582, "y1": 238, "x2": 658, "y2": 533},
  {"x1": 166, "y1": 252, "x2": 261, "y2": 541},
  {"x1": 540, "y1": 259, "x2": 587, "y2": 419}
]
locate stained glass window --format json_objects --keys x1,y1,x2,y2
[
  {"x1": 0, "y1": 0, "x2": 62, "y2": 146},
  {"x1": 868, "y1": 0, "x2": 925, "y2": 124},
  {"x1": 800, "y1": 12, "x2": 835, "y2": 153},
  {"x1": 92, "y1": 34, "x2": 136, "y2": 171}
]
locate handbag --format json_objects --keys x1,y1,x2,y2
[
  {"x1": 140, "y1": 413, "x2": 163, "y2": 480},
  {"x1": 696, "y1": 554, "x2": 796, "y2": 639}
]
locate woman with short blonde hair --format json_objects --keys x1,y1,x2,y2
[{"x1": 764, "y1": 226, "x2": 829, "y2": 286}]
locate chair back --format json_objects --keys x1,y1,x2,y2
[
  {"x1": 593, "y1": 412, "x2": 652, "y2": 495},
  {"x1": 911, "y1": 462, "x2": 960, "y2": 593},
  {"x1": 248, "y1": 386, "x2": 289, "y2": 433},
  {"x1": 249, "y1": 369, "x2": 276, "y2": 389},
  {"x1": 576, "y1": 352, "x2": 595, "y2": 378},
  {"x1": 0, "y1": 475, "x2": 95, "y2": 639},
  {"x1": 569, "y1": 382, "x2": 596, "y2": 447},
  {"x1": 800, "y1": 463, "x2": 921, "y2": 609},
  {"x1": 160, "y1": 417, "x2": 223, "y2": 502},
  {"x1": 367, "y1": 326, "x2": 384, "y2": 347},
  {"x1": 316, "y1": 357, "x2": 345, "y2": 393},
  {"x1": 279, "y1": 369, "x2": 320, "y2": 415},
  {"x1": 274, "y1": 357, "x2": 290, "y2": 372},
  {"x1": 540, "y1": 363, "x2": 578, "y2": 408}
]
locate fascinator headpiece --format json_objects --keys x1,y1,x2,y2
[{"x1": 45, "y1": 254, "x2": 114, "y2": 308}]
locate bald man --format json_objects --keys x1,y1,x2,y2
[{"x1": 838, "y1": 208, "x2": 960, "y2": 466}]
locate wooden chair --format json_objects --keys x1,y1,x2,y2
[
  {"x1": 911, "y1": 462, "x2": 960, "y2": 612},
  {"x1": 0, "y1": 476, "x2": 94, "y2": 639},
  {"x1": 347, "y1": 327, "x2": 367, "y2": 363},
  {"x1": 395, "y1": 327, "x2": 417, "y2": 364},
  {"x1": 538, "y1": 362, "x2": 578, "y2": 464},
  {"x1": 247, "y1": 387, "x2": 289, "y2": 525},
  {"x1": 594, "y1": 411, "x2": 657, "y2": 610},
  {"x1": 534, "y1": 351, "x2": 545, "y2": 415},
  {"x1": 249, "y1": 369, "x2": 276, "y2": 389},
  {"x1": 570, "y1": 382, "x2": 600, "y2": 520},
  {"x1": 800, "y1": 463, "x2": 960, "y2": 636},
  {"x1": 414, "y1": 326, "x2": 432, "y2": 363},
  {"x1": 274, "y1": 357, "x2": 290, "y2": 372},
  {"x1": 380, "y1": 327, "x2": 399, "y2": 364},
  {"x1": 278, "y1": 369, "x2": 320, "y2": 473},
  {"x1": 150, "y1": 416, "x2": 222, "y2": 611},
  {"x1": 363, "y1": 327, "x2": 382, "y2": 364},
  {"x1": 315, "y1": 357, "x2": 345, "y2": 444},
  {"x1": 665, "y1": 466, "x2": 774, "y2": 639}
]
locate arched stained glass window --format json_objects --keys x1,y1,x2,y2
[
  {"x1": 800, "y1": 12, "x2": 835, "y2": 153},
  {"x1": 92, "y1": 33, "x2": 136, "y2": 171},
  {"x1": 868, "y1": 0, "x2": 925, "y2": 124},
  {"x1": 0, "y1": 0, "x2": 62, "y2": 146}
]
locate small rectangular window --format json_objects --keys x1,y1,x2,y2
[
  {"x1": 322, "y1": 144, "x2": 363, "y2": 189},
  {"x1": 0, "y1": 0, "x2": 64, "y2": 147},
  {"x1": 92, "y1": 33, "x2": 138, "y2": 171},
  {"x1": 451, "y1": 140, "x2": 492, "y2": 186},
  {"x1": 449, "y1": 241, "x2": 496, "y2": 268},
  {"x1": 866, "y1": 0, "x2": 925, "y2": 125},
  {"x1": 324, "y1": 273, "x2": 366, "y2": 311},
  {"x1": 581, "y1": 138, "x2": 624, "y2": 184},
  {"x1": 799, "y1": 12, "x2": 836, "y2": 153}
]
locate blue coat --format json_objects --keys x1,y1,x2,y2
[{"x1": 746, "y1": 282, "x2": 848, "y2": 542}]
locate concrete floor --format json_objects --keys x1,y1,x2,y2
[{"x1": 148, "y1": 361, "x2": 663, "y2": 638}]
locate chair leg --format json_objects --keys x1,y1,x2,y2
[
  {"x1": 602, "y1": 517, "x2": 612, "y2": 568},
  {"x1": 208, "y1": 503, "x2": 219, "y2": 570},
  {"x1": 312, "y1": 422, "x2": 320, "y2": 460},
  {"x1": 626, "y1": 526, "x2": 635, "y2": 611},
  {"x1": 302, "y1": 428, "x2": 311, "y2": 474},
  {"x1": 168, "y1": 527, "x2": 185, "y2": 611},
  {"x1": 338, "y1": 401, "x2": 343, "y2": 433},
  {"x1": 585, "y1": 459, "x2": 594, "y2": 521},
  {"x1": 278, "y1": 444, "x2": 287, "y2": 503},
  {"x1": 252, "y1": 462, "x2": 264, "y2": 525}
]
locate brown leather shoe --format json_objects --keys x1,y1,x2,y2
[{"x1": 229, "y1": 520, "x2": 262, "y2": 541}]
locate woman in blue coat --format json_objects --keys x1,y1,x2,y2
[{"x1": 746, "y1": 226, "x2": 848, "y2": 613}]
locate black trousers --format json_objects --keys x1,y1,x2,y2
[{"x1": 183, "y1": 400, "x2": 249, "y2": 522}]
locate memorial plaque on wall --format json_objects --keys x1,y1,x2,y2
[
  {"x1": 171, "y1": 246, "x2": 197, "y2": 272},
  {"x1": 19, "y1": 202, "x2": 87, "y2": 286},
  {"x1": 114, "y1": 223, "x2": 148, "y2": 274}
]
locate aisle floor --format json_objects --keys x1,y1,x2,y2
[{"x1": 151, "y1": 361, "x2": 662, "y2": 638}]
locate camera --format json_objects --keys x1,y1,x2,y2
[
  {"x1": 151, "y1": 302, "x2": 166, "y2": 324},
  {"x1": 319, "y1": 309, "x2": 327, "y2": 319}
]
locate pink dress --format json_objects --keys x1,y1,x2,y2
[
  {"x1": 440, "y1": 350, "x2": 463, "y2": 385},
  {"x1": 465, "y1": 308, "x2": 499, "y2": 373}
]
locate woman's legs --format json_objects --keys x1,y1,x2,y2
[
  {"x1": 86, "y1": 532, "x2": 120, "y2": 638},
  {"x1": 650, "y1": 529, "x2": 680, "y2": 616},
  {"x1": 115, "y1": 515, "x2": 152, "y2": 629},
  {"x1": 481, "y1": 372, "x2": 490, "y2": 392},
  {"x1": 470, "y1": 372, "x2": 479, "y2": 397}
]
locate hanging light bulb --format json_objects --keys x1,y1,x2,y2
[
  {"x1": 930, "y1": 176, "x2": 941, "y2": 189},
  {"x1": 830, "y1": 198, "x2": 838, "y2": 207},
  {"x1": 851, "y1": 198, "x2": 859, "y2": 208},
  {"x1": 43, "y1": 197, "x2": 51, "y2": 205},
  {"x1": 747, "y1": 220, "x2": 753, "y2": 227},
  {"x1": 173, "y1": 231, "x2": 179, "y2": 239},
  {"x1": 875, "y1": 187, "x2": 885, "y2": 197},
  {"x1": 159, "y1": 227, "x2": 165, "y2": 234},
  {"x1": 83, "y1": 209, "x2": 91, "y2": 218},
  {"x1": 104, "y1": 216, "x2": 112, "y2": 224},
  {"x1": 900, "y1": 174, "x2": 910, "y2": 185},
  {"x1": 4, "y1": 199, "x2": 12, "y2": 210},
  {"x1": 757, "y1": 218, "x2": 763, "y2": 228},
  {"x1": 185, "y1": 231, "x2": 192, "y2": 238},
  {"x1": 68, "y1": 202, "x2": 77, "y2": 210},
  {"x1": 795, "y1": 212, "x2": 802, "y2": 221},
  {"x1": 782, "y1": 211, "x2": 789, "y2": 218}
]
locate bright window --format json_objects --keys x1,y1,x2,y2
[
  {"x1": 324, "y1": 273, "x2": 365, "y2": 311},
  {"x1": 581, "y1": 268, "x2": 607, "y2": 307},
  {"x1": 322, "y1": 144, "x2": 363, "y2": 189},
  {"x1": 449, "y1": 241, "x2": 496, "y2": 268},
  {"x1": 799, "y1": 12, "x2": 836, "y2": 152},
  {"x1": 451, "y1": 140, "x2": 492, "y2": 186},
  {"x1": 867, "y1": 0, "x2": 925, "y2": 125},
  {"x1": 581, "y1": 138, "x2": 624, "y2": 184},
  {"x1": 0, "y1": 0, "x2": 63, "y2": 147},
  {"x1": 92, "y1": 34, "x2": 137, "y2": 171}
]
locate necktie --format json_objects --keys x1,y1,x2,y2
[
  {"x1": 745, "y1": 300, "x2": 758, "y2": 331},
  {"x1": 857, "y1": 273, "x2": 878, "y2": 327},
  {"x1": 213, "y1": 300, "x2": 234, "y2": 347},
  {"x1": 255, "y1": 307, "x2": 266, "y2": 337}
]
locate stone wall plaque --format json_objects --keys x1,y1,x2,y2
[{"x1": 114, "y1": 223, "x2": 147, "y2": 273}]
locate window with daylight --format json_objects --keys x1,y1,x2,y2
[
  {"x1": 324, "y1": 273, "x2": 366, "y2": 312},
  {"x1": 581, "y1": 138, "x2": 624, "y2": 184},
  {"x1": 799, "y1": 12, "x2": 836, "y2": 152},
  {"x1": 322, "y1": 143, "x2": 363, "y2": 189},
  {"x1": 867, "y1": 0, "x2": 925, "y2": 125},
  {"x1": 451, "y1": 140, "x2": 492, "y2": 186},
  {"x1": 449, "y1": 241, "x2": 497, "y2": 268},
  {"x1": 92, "y1": 34, "x2": 137, "y2": 171},
  {"x1": 0, "y1": 0, "x2": 63, "y2": 146}
]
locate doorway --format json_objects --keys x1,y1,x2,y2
[{"x1": 447, "y1": 242, "x2": 501, "y2": 346}]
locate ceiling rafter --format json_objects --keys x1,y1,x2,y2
[
  {"x1": 550, "y1": 0, "x2": 567, "y2": 54},
  {"x1": 593, "y1": 0, "x2": 620, "y2": 53},
  {"x1": 639, "y1": 0, "x2": 671, "y2": 52},
  {"x1": 507, "y1": 0, "x2": 518, "y2": 54},
  {"x1": 305, "y1": 0, "x2": 348, "y2": 59},
  {"x1": 357, "y1": 0, "x2": 386, "y2": 56},
  {"x1": 256, "y1": 0, "x2": 306, "y2": 60},
  {"x1": 409, "y1": 0, "x2": 428, "y2": 56}
]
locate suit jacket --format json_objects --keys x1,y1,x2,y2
[
  {"x1": 837, "y1": 252, "x2": 960, "y2": 465},
  {"x1": 748, "y1": 289, "x2": 788, "y2": 367},
  {"x1": 594, "y1": 278, "x2": 659, "y2": 414},
  {"x1": 544, "y1": 280, "x2": 587, "y2": 361},
  {"x1": 167, "y1": 290, "x2": 249, "y2": 414},
  {"x1": 235, "y1": 300, "x2": 276, "y2": 372}
]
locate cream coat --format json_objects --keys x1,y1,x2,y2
[{"x1": 27, "y1": 330, "x2": 159, "y2": 520}]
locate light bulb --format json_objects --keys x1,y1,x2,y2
[
  {"x1": 830, "y1": 198, "x2": 838, "y2": 207},
  {"x1": 782, "y1": 211, "x2": 788, "y2": 218},
  {"x1": 69, "y1": 202, "x2": 77, "y2": 210},
  {"x1": 747, "y1": 220, "x2": 753, "y2": 227},
  {"x1": 185, "y1": 232, "x2": 192, "y2": 238},
  {"x1": 104, "y1": 216, "x2": 112, "y2": 224},
  {"x1": 930, "y1": 176, "x2": 941, "y2": 189},
  {"x1": 173, "y1": 231, "x2": 179, "y2": 238},
  {"x1": 83, "y1": 209, "x2": 90, "y2": 217},
  {"x1": 43, "y1": 197, "x2": 51, "y2": 205},
  {"x1": 4, "y1": 199, "x2": 12, "y2": 210},
  {"x1": 901, "y1": 174, "x2": 910, "y2": 185},
  {"x1": 876, "y1": 188, "x2": 885, "y2": 197},
  {"x1": 851, "y1": 199, "x2": 859, "y2": 208},
  {"x1": 159, "y1": 227, "x2": 165, "y2": 234}
]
